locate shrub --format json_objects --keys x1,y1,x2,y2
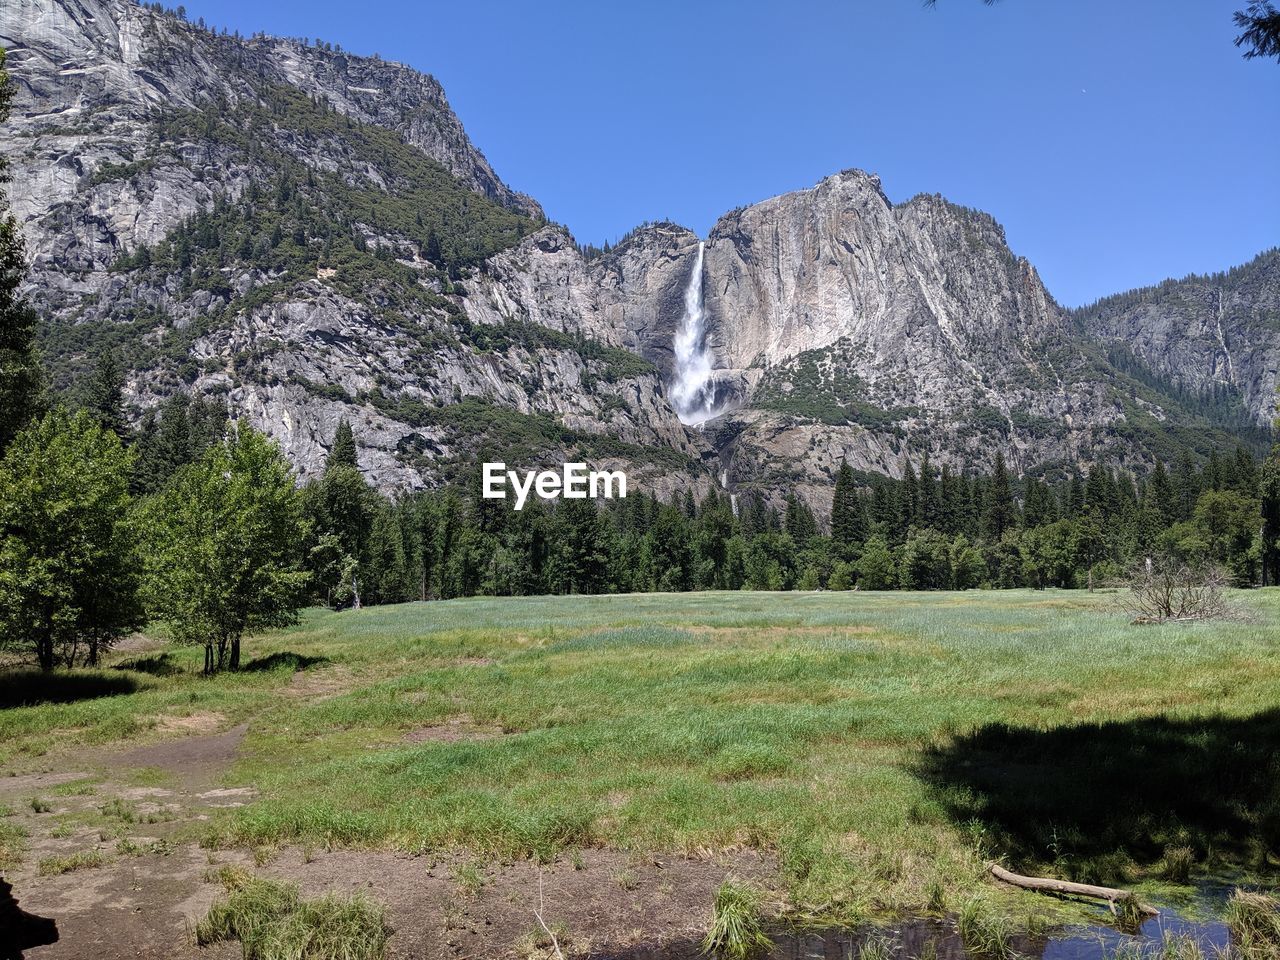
[{"x1": 1122, "y1": 563, "x2": 1229, "y2": 623}]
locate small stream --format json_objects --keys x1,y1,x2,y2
[{"x1": 593, "y1": 882, "x2": 1239, "y2": 960}]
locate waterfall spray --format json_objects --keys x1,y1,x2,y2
[{"x1": 670, "y1": 242, "x2": 720, "y2": 425}]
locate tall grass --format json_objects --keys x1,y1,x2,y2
[
  {"x1": 1108, "y1": 933, "x2": 1215, "y2": 960},
  {"x1": 702, "y1": 879, "x2": 772, "y2": 960},
  {"x1": 195, "y1": 867, "x2": 388, "y2": 960},
  {"x1": 1225, "y1": 889, "x2": 1280, "y2": 959},
  {"x1": 957, "y1": 897, "x2": 1017, "y2": 959}
]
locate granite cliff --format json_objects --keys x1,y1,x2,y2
[{"x1": 2, "y1": 0, "x2": 1273, "y2": 517}]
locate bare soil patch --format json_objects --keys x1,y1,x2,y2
[
  {"x1": 402, "y1": 714, "x2": 504, "y2": 744},
  {"x1": 150, "y1": 711, "x2": 226, "y2": 735},
  {"x1": 111, "y1": 633, "x2": 167, "y2": 656},
  {"x1": 18, "y1": 846, "x2": 248, "y2": 960},
  {"x1": 0, "y1": 771, "x2": 92, "y2": 796},
  {"x1": 113, "y1": 723, "x2": 248, "y2": 781},
  {"x1": 263, "y1": 846, "x2": 776, "y2": 959},
  {"x1": 14, "y1": 844, "x2": 771, "y2": 960},
  {"x1": 281, "y1": 664, "x2": 354, "y2": 700}
]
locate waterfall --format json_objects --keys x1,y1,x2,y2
[{"x1": 669, "y1": 242, "x2": 720, "y2": 425}]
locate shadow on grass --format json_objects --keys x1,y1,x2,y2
[
  {"x1": 240, "y1": 652, "x2": 329, "y2": 673},
  {"x1": 918, "y1": 710, "x2": 1280, "y2": 883},
  {"x1": 113, "y1": 652, "x2": 184, "y2": 676},
  {"x1": 0, "y1": 669, "x2": 138, "y2": 708}
]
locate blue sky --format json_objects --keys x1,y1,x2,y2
[{"x1": 180, "y1": 0, "x2": 1278, "y2": 307}]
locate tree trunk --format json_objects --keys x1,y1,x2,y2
[
  {"x1": 230, "y1": 634, "x2": 240, "y2": 671},
  {"x1": 36, "y1": 604, "x2": 55, "y2": 672},
  {"x1": 204, "y1": 643, "x2": 214, "y2": 675}
]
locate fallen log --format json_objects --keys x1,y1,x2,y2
[{"x1": 987, "y1": 863, "x2": 1159, "y2": 917}]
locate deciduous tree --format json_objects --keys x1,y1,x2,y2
[
  {"x1": 141, "y1": 426, "x2": 309, "y2": 673},
  {"x1": 0, "y1": 410, "x2": 142, "y2": 669}
]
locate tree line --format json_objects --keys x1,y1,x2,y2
[
  {"x1": 6, "y1": 358, "x2": 1278, "y2": 677},
  {"x1": 293, "y1": 424, "x2": 1280, "y2": 604}
]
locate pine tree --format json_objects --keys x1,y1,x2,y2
[
  {"x1": 900, "y1": 457, "x2": 919, "y2": 533},
  {"x1": 1205, "y1": 449, "x2": 1225, "y2": 491},
  {"x1": 363, "y1": 505, "x2": 410, "y2": 604},
  {"x1": 1173, "y1": 452, "x2": 1200, "y2": 521},
  {"x1": 918, "y1": 454, "x2": 938, "y2": 529},
  {"x1": 830, "y1": 461, "x2": 865, "y2": 548},
  {"x1": 1148, "y1": 460, "x2": 1175, "y2": 526},
  {"x1": 983, "y1": 452, "x2": 1016, "y2": 541},
  {"x1": 784, "y1": 494, "x2": 818, "y2": 545},
  {"x1": 84, "y1": 350, "x2": 128, "y2": 440},
  {"x1": 1262, "y1": 444, "x2": 1280, "y2": 587},
  {"x1": 938, "y1": 464, "x2": 961, "y2": 535},
  {"x1": 328, "y1": 419, "x2": 358, "y2": 470},
  {"x1": 1065, "y1": 472, "x2": 1086, "y2": 519},
  {"x1": 1231, "y1": 446, "x2": 1259, "y2": 495},
  {"x1": 1022, "y1": 477, "x2": 1054, "y2": 528}
]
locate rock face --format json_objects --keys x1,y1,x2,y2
[
  {"x1": 1, "y1": 0, "x2": 540, "y2": 249},
  {"x1": 1073, "y1": 249, "x2": 1280, "y2": 428},
  {"x1": 684, "y1": 171, "x2": 1275, "y2": 501},
  {"x1": 3, "y1": 0, "x2": 1274, "y2": 519},
  {"x1": 0, "y1": 0, "x2": 715, "y2": 497},
  {"x1": 704, "y1": 172, "x2": 1064, "y2": 386},
  {"x1": 462, "y1": 221, "x2": 701, "y2": 370}
]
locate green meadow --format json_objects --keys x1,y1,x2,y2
[{"x1": 3, "y1": 588, "x2": 1279, "y2": 924}]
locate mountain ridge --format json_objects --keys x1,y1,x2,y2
[{"x1": 2, "y1": 0, "x2": 1274, "y2": 518}]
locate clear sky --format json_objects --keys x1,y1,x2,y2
[{"x1": 179, "y1": 0, "x2": 1278, "y2": 307}]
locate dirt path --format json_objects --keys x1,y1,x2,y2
[{"x1": 2, "y1": 716, "x2": 773, "y2": 959}]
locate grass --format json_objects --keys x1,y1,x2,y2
[
  {"x1": 37, "y1": 848, "x2": 106, "y2": 876},
  {"x1": 957, "y1": 897, "x2": 1018, "y2": 959},
  {"x1": 702, "y1": 879, "x2": 772, "y2": 960},
  {"x1": 452, "y1": 862, "x2": 485, "y2": 898},
  {"x1": 2, "y1": 589, "x2": 1279, "y2": 926},
  {"x1": 1158, "y1": 847, "x2": 1195, "y2": 884},
  {"x1": 0, "y1": 818, "x2": 27, "y2": 869},
  {"x1": 1224, "y1": 890, "x2": 1280, "y2": 959},
  {"x1": 1108, "y1": 935, "x2": 1210, "y2": 960},
  {"x1": 195, "y1": 866, "x2": 388, "y2": 960}
]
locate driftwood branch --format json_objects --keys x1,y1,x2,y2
[
  {"x1": 533, "y1": 869, "x2": 565, "y2": 960},
  {"x1": 988, "y1": 863, "x2": 1159, "y2": 917}
]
